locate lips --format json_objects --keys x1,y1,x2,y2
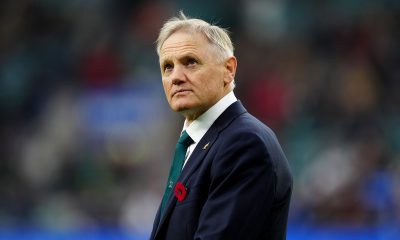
[{"x1": 172, "y1": 89, "x2": 192, "y2": 97}]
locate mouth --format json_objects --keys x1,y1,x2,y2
[{"x1": 172, "y1": 89, "x2": 192, "y2": 97}]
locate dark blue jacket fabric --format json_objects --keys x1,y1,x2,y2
[{"x1": 150, "y1": 101, "x2": 293, "y2": 240}]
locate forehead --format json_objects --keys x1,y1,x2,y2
[{"x1": 160, "y1": 31, "x2": 211, "y2": 61}]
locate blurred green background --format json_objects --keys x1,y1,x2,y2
[{"x1": 0, "y1": 0, "x2": 399, "y2": 239}]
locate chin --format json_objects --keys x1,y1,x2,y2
[
  {"x1": 171, "y1": 101, "x2": 201, "y2": 114},
  {"x1": 170, "y1": 102, "x2": 192, "y2": 113}
]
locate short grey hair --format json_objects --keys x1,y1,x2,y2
[{"x1": 156, "y1": 11, "x2": 234, "y2": 62}]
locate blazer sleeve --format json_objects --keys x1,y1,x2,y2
[{"x1": 194, "y1": 130, "x2": 276, "y2": 240}]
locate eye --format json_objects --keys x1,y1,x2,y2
[
  {"x1": 186, "y1": 57, "x2": 198, "y2": 66},
  {"x1": 163, "y1": 63, "x2": 173, "y2": 72}
]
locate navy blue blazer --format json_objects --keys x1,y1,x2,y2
[{"x1": 150, "y1": 101, "x2": 292, "y2": 240}]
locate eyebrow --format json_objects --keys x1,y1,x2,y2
[
  {"x1": 160, "y1": 56, "x2": 171, "y2": 65},
  {"x1": 160, "y1": 52, "x2": 199, "y2": 65}
]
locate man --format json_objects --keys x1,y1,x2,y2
[{"x1": 150, "y1": 12, "x2": 292, "y2": 240}]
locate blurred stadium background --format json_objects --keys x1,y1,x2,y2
[{"x1": 0, "y1": 0, "x2": 399, "y2": 239}]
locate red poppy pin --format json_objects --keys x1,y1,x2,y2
[{"x1": 174, "y1": 182, "x2": 187, "y2": 202}]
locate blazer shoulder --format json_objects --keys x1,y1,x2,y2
[
  {"x1": 226, "y1": 111, "x2": 278, "y2": 142},
  {"x1": 221, "y1": 111, "x2": 293, "y2": 200}
]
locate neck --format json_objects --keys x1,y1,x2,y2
[
  {"x1": 183, "y1": 90, "x2": 233, "y2": 126},
  {"x1": 183, "y1": 109, "x2": 206, "y2": 126}
]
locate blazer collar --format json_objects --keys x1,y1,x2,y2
[{"x1": 152, "y1": 101, "x2": 247, "y2": 238}]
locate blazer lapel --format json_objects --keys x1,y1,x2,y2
[
  {"x1": 180, "y1": 128, "x2": 218, "y2": 182},
  {"x1": 152, "y1": 101, "x2": 247, "y2": 239},
  {"x1": 180, "y1": 101, "x2": 247, "y2": 184},
  {"x1": 149, "y1": 208, "x2": 160, "y2": 239}
]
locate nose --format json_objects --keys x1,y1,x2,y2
[{"x1": 170, "y1": 65, "x2": 186, "y2": 85}]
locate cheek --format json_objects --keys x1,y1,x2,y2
[
  {"x1": 203, "y1": 72, "x2": 224, "y2": 92},
  {"x1": 162, "y1": 79, "x2": 169, "y2": 92},
  {"x1": 162, "y1": 80, "x2": 172, "y2": 100}
]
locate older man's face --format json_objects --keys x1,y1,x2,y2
[{"x1": 159, "y1": 31, "x2": 230, "y2": 121}]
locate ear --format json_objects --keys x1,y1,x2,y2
[{"x1": 223, "y1": 56, "x2": 237, "y2": 86}]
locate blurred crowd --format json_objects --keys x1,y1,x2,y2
[{"x1": 0, "y1": 0, "x2": 399, "y2": 236}]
